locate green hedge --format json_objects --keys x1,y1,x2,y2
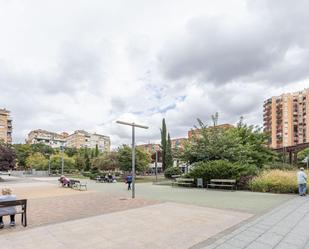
[
  {"x1": 187, "y1": 160, "x2": 259, "y2": 188},
  {"x1": 164, "y1": 167, "x2": 183, "y2": 179}
]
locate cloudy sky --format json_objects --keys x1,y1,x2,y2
[{"x1": 1, "y1": 0, "x2": 309, "y2": 147}]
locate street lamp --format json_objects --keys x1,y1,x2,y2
[
  {"x1": 60, "y1": 145, "x2": 65, "y2": 175},
  {"x1": 116, "y1": 120, "x2": 149, "y2": 199}
]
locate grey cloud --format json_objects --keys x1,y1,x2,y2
[{"x1": 159, "y1": 0, "x2": 309, "y2": 85}]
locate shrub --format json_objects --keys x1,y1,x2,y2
[
  {"x1": 187, "y1": 160, "x2": 259, "y2": 188},
  {"x1": 164, "y1": 167, "x2": 183, "y2": 179},
  {"x1": 264, "y1": 162, "x2": 295, "y2": 171},
  {"x1": 250, "y1": 170, "x2": 301, "y2": 193}
]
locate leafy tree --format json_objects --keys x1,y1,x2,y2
[
  {"x1": 30, "y1": 143, "x2": 54, "y2": 155},
  {"x1": 92, "y1": 152, "x2": 118, "y2": 171},
  {"x1": 74, "y1": 154, "x2": 86, "y2": 171},
  {"x1": 26, "y1": 152, "x2": 48, "y2": 170},
  {"x1": 50, "y1": 153, "x2": 75, "y2": 172},
  {"x1": 84, "y1": 149, "x2": 91, "y2": 171},
  {"x1": 95, "y1": 144, "x2": 99, "y2": 157},
  {"x1": 0, "y1": 143, "x2": 16, "y2": 171},
  {"x1": 298, "y1": 148, "x2": 309, "y2": 164},
  {"x1": 13, "y1": 144, "x2": 32, "y2": 168},
  {"x1": 64, "y1": 147, "x2": 78, "y2": 157},
  {"x1": 117, "y1": 145, "x2": 151, "y2": 172},
  {"x1": 160, "y1": 118, "x2": 167, "y2": 170},
  {"x1": 166, "y1": 133, "x2": 173, "y2": 168},
  {"x1": 181, "y1": 117, "x2": 276, "y2": 168}
]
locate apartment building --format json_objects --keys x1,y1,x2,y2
[
  {"x1": 136, "y1": 143, "x2": 161, "y2": 153},
  {"x1": 263, "y1": 89, "x2": 309, "y2": 149},
  {"x1": 0, "y1": 108, "x2": 12, "y2": 144},
  {"x1": 171, "y1": 138, "x2": 187, "y2": 149},
  {"x1": 26, "y1": 129, "x2": 68, "y2": 148},
  {"x1": 66, "y1": 130, "x2": 110, "y2": 152}
]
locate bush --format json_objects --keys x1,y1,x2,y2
[
  {"x1": 250, "y1": 170, "x2": 301, "y2": 193},
  {"x1": 187, "y1": 160, "x2": 259, "y2": 188},
  {"x1": 264, "y1": 162, "x2": 296, "y2": 171},
  {"x1": 164, "y1": 167, "x2": 183, "y2": 179}
]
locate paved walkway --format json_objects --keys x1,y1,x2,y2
[
  {"x1": 0, "y1": 202, "x2": 251, "y2": 249},
  {"x1": 196, "y1": 196, "x2": 309, "y2": 249}
]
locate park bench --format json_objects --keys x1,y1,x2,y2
[
  {"x1": 70, "y1": 180, "x2": 87, "y2": 191},
  {"x1": 172, "y1": 178, "x2": 195, "y2": 187},
  {"x1": 207, "y1": 179, "x2": 237, "y2": 190},
  {"x1": 0, "y1": 199, "x2": 27, "y2": 227},
  {"x1": 59, "y1": 179, "x2": 87, "y2": 191}
]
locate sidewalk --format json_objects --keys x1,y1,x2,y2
[
  {"x1": 0, "y1": 202, "x2": 251, "y2": 249},
  {"x1": 196, "y1": 196, "x2": 309, "y2": 249}
]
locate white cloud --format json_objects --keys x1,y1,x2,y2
[{"x1": 0, "y1": 0, "x2": 308, "y2": 148}]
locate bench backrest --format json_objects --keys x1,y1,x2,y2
[
  {"x1": 0, "y1": 199, "x2": 27, "y2": 208},
  {"x1": 177, "y1": 178, "x2": 194, "y2": 182},
  {"x1": 210, "y1": 179, "x2": 236, "y2": 183}
]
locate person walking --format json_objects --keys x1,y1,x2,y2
[
  {"x1": 126, "y1": 174, "x2": 133, "y2": 190},
  {"x1": 297, "y1": 167, "x2": 307, "y2": 196}
]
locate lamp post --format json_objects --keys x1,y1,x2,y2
[
  {"x1": 60, "y1": 145, "x2": 64, "y2": 175},
  {"x1": 116, "y1": 120, "x2": 149, "y2": 199},
  {"x1": 155, "y1": 150, "x2": 158, "y2": 182}
]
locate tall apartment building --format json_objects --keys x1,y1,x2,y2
[
  {"x1": 66, "y1": 130, "x2": 110, "y2": 152},
  {"x1": 263, "y1": 89, "x2": 309, "y2": 149},
  {"x1": 26, "y1": 129, "x2": 68, "y2": 148},
  {"x1": 0, "y1": 108, "x2": 12, "y2": 144}
]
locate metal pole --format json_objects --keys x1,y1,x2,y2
[
  {"x1": 307, "y1": 156, "x2": 308, "y2": 171},
  {"x1": 61, "y1": 147, "x2": 64, "y2": 175},
  {"x1": 155, "y1": 150, "x2": 158, "y2": 182},
  {"x1": 48, "y1": 157, "x2": 51, "y2": 176},
  {"x1": 132, "y1": 125, "x2": 135, "y2": 199}
]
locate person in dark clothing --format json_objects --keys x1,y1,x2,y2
[{"x1": 126, "y1": 175, "x2": 133, "y2": 190}]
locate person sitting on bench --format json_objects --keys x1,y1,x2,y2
[
  {"x1": 59, "y1": 175, "x2": 70, "y2": 187},
  {"x1": 0, "y1": 188, "x2": 16, "y2": 228}
]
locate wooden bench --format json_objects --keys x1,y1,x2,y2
[
  {"x1": 172, "y1": 178, "x2": 195, "y2": 187},
  {"x1": 207, "y1": 179, "x2": 236, "y2": 190},
  {"x1": 0, "y1": 199, "x2": 27, "y2": 227}
]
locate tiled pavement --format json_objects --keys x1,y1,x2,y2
[
  {"x1": 0, "y1": 202, "x2": 251, "y2": 249},
  {"x1": 197, "y1": 196, "x2": 309, "y2": 249}
]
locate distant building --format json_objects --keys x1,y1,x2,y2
[
  {"x1": 188, "y1": 124, "x2": 234, "y2": 138},
  {"x1": 26, "y1": 129, "x2": 67, "y2": 148},
  {"x1": 136, "y1": 143, "x2": 161, "y2": 153},
  {"x1": 171, "y1": 138, "x2": 187, "y2": 149},
  {"x1": 263, "y1": 88, "x2": 309, "y2": 149},
  {"x1": 66, "y1": 130, "x2": 110, "y2": 152},
  {"x1": 0, "y1": 108, "x2": 12, "y2": 144}
]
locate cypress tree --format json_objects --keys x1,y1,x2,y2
[{"x1": 166, "y1": 133, "x2": 173, "y2": 168}]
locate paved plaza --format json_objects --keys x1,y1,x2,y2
[{"x1": 0, "y1": 175, "x2": 307, "y2": 248}]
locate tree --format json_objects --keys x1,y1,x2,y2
[
  {"x1": 74, "y1": 154, "x2": 86, "y2": 171},
  {"x1": 84, "y1": 149, "x2": 91, "y2": 171},
  {"x1": 26, "y1": 152, "x2": 48, "y2": 170},
  {"x1": 160, "y1": 118, "x2": 167, "y2": 170},
  {"x1": 0, "y1": 143, "x2": 16, "y2": 171},
  {"x1": 166, "y1": 133, "x2": 173, "y2": 168},
  {"x1": 95, "y1": 144, "x2": 99, "y2": 157},
  {"x1": 49, "y1": 153, "x2": 75, "y2": 172},
  {"x1": 92, "y1": 152, "x2": 119, "y2": 171},
  {"x1": 13, "y1": 144, "x2": 32, "y2": 169},
  {"x1": 181, "y1": 117, "x2": 276, "y2": 168},
  {"x1": 30, "y1": 143, "x2": 54, "y2": 155},
  {"x1": 117, "y1": 145, "x2": 151, "y2": 172}
]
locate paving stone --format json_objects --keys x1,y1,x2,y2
[
  {"x1": 274, "y1": 242, "x2": 302, "y2": 249},
  {"x1": 245, "y1": 241, "x2": 273, "y2": 249},
  {"x1": 255, "y1": 232, "x2": 284, "y2": 246}
]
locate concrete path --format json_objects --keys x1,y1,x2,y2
[
  {"x1": 197, "y1": 196, "x2": 309, "y2": 249},
  {"x1": 0, "y1": 202, "x2": 251, "y2": 249}
]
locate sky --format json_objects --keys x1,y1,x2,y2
[{"x1": 0, "y1": 0, "x2": 309, "y2": 147}]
